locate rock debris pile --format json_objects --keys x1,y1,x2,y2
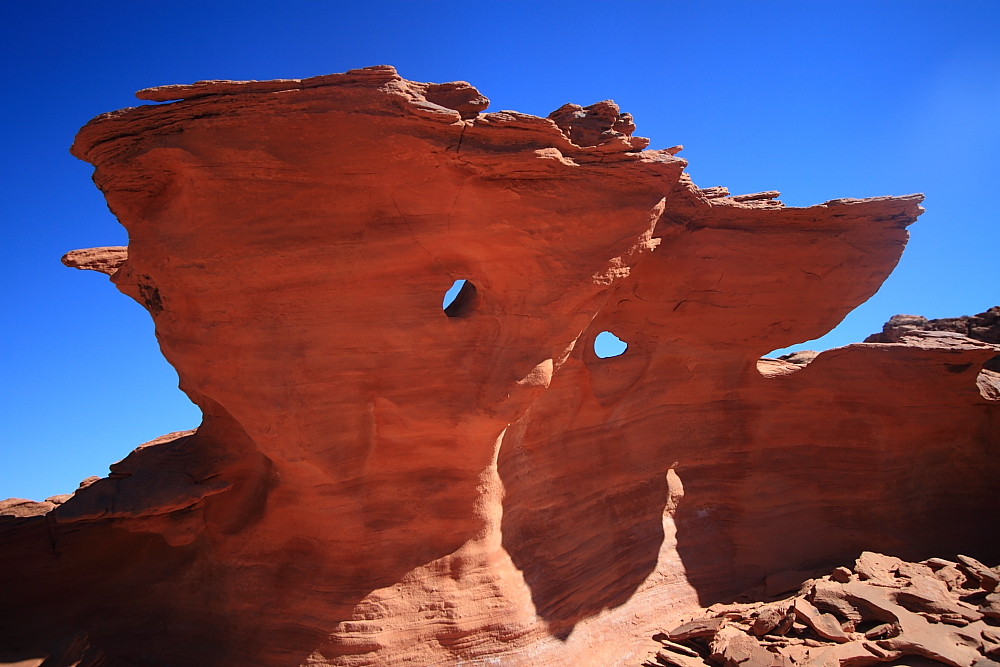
[{"x1": 646, "y1": 552, "x2": 1000, "y2": 667}]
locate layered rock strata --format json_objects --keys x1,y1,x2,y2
[{"x1": 1, "y1": 66, "x2": 997, "y2": 666}]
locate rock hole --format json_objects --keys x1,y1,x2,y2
[
  {"x1": 443, "y1": 279, "x2": 478, "y2": 318},
  {"x1": 594, "y1": 331, "x2": 628, "y2": 358}
]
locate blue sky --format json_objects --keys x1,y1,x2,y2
[{"x1": 2, "y1": 1, "x2": 998, "y2": 501}]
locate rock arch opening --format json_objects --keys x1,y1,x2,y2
[
  {"x1": 594, "y1": 330, "x2": 628, "y2": 358},
  {"x1": 443, "y1": 279, "x2": 478, "y2": 318}
]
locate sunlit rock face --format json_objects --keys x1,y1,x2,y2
[{"x1": 1, "y1": 66, "x2": 996, "y2": 667}]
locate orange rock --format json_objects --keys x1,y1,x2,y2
[
  {"x1": 751, "y1": 603, "x2": 794, "y2": 637},
  {"x1": 958, "y1": 554, "x2": 1000, "y2": 592},
  {"x1": 799, "y1": 640, "x2": 888, "y2": 667},
  {"x1": 60, "y1": 246, "x2": 127, "y2": 275},
  {"x1": 793, "y1": 598, "x2": 851, "y2": 643},
  {"x1": 710, "y1": 625, "x2": 774, "y2": 667},
  {"x1": 837, "y1": 579, "x2": 985, "y2": 666},
  {"x1": 1, "y1": 66, "x2": 997, "y2": 666},
  {"x1": 667, "y1": 618, "x2": 727, "y2": 642}
]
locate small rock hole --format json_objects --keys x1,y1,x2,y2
[
  {"x1": 443, "y1": 279, "x2": 478, "y2": 318},
  {"x1": 594, "y1": 331, "x2": 628, "y2": 358}
]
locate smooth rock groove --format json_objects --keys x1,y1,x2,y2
[{"x1": 1, "y1": 66, "x2": 997, "y2": 667}]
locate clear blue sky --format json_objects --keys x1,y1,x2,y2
[{"x1": 2, "y1": 1, "x2": 997, "y2": 501}]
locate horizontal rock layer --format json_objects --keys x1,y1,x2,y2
[{"x1": 1, "y1": 66, "x2": 996, "y2": 666}]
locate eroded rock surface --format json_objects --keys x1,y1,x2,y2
[{"x1": 1, "y1": 66, "x2": 997, "y2": 666}]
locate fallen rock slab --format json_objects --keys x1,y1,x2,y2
[
  {"x1": 793, "y1": 597, "x2": 851, "y2": 643},
  {"x1": 648, "y1": 553, "x2": 1000, "y2": 667}
]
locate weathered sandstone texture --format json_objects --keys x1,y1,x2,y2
[{"x1": 2, "y1": 66, "x2": 998, "y2": 666}]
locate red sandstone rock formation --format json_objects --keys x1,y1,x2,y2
[{"x1": 1, "y1": 66, "x2": 997, "y2": 666}]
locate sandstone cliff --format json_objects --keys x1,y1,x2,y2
[{"x1": 1, "y1": 66, "x2": 997, "y2": 667}]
